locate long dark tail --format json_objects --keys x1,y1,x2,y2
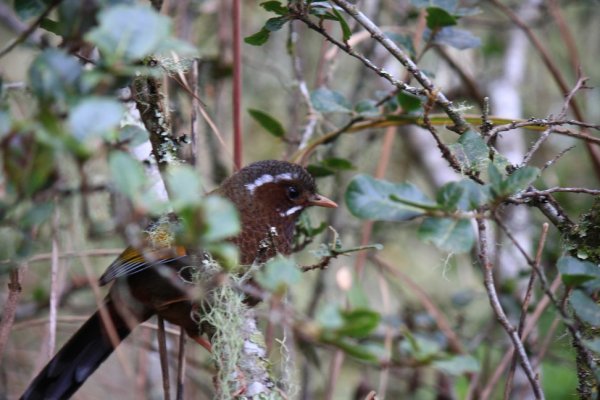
[{"x1": 21, "y1": 300, "x2": 139, "y2": 400}]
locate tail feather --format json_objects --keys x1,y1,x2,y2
[{"x1": 21, "y1": 300, "x2": 138, "y2": 400}]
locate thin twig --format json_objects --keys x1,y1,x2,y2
[
  {"x1": 232, "y1": 0, "x2": 243, "y2": 170},
  {"x1": 176, "y1": 326, "x2": 186, "y2": 400},
  {"x1": 0, "y1": 263, "x2": 25, "y2": 359},
  {"x1": 480, "y1": 275, "x2": 561, "y2": 398},
  {"x1": 476, "y1": 217, "x2": 544, "y2": 399},
  {"x1": 157, "y1": 316, "x2": 172, "y2": 400},
  {"x1": 504, "y1": 223, "x2": 548, "y2": 399}
]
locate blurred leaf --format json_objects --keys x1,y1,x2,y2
[
  {"x1": 397, "y1": 92, "x2": 422, "y2": 113},
  {"x1": 401, "y1": 332, "x2": 442, "y2": 361},
  {"x1": 248, "y1": 108, "x2": 285, "y2": 137},
  {"x1": 2, "y1": 132, "x2": 56, "y2": 197},
  {"x1": 558, "y1": 256, "x2": 600, "y2": 286},
  {"x1": 437, "y1": 180, "x2": 487, "y2": 211},
  {"x1": 166, "y1": 164, "x2": 203, "y2": 209},
  {"x1": 28, "y1": 49, "x2": 82, "y2": 105},
  {"x1": 504, "y1": 166, "x2": 539, "y2": 193},
  {"x1": 449, "y1": 130, "x2": 489, "y2": 172},
  {"x1": 311, "y1": 88, "x2": 352, "y2": 114},
  {"x1": 0, "y1": 110, "x2": 11, "y2": 139},
  {"x1": 307, "y1": 164, "x2": 335, "y2": 178},
  {"x1": 265, "y1": 16, "x2": 288, "y2": 31},
  {"x1": 87, "y1": 5, "x2": 192, "y2": 63},
  {"x1": 256, "y1": 255, "x2": 302, "y2": 294},
  {"x1": 323, "y1": 157, "x2": 354, "y2": 170},
  {"x1": 203, "y1": 196, "x2": 240, "y2": 242},
  {"x1": 15, "y1": 0, "x2": 54, "y2": 19},
  {"x1": 418, "y1": 217, "x2": 474, "y2": 253},
  {"x1": 434, "y1": 355, "x2": 480, "y2": 375},
  {"x1": 316, "y1": 303, "x2": 344, "y2": 330},
  {"x1": 260, "y1": 1, "x2": 287, "y2": 15},
  {"x1": 69, "y1": 97, "x2": 123, "y2": 141},
  {"x1": 244, "y1": 28, "x2": 270, "y2": 46},
  {"x1": 245, "y1": 16, "x2": 289, "y2": 46},
  {"x1": 204, "y1": 242, "x2": 239, "y2": 271},
  {"x1": 354, "y1": 99, "x2": 380, "y2": 117},
  {"x1": 570, "y1": 289, "x2": 600, "y2": 326},
  {"x1": 308, "y1": 157, "x2": 354, "y2": 178},
  {"x1": 118, "y1": 124, "x2": 149, "y2": 145},
  {"x1": 426, "y1": 7, "x2": 457, "y2": 29},
  {"x1": 337, "y1": 309, "x2": 380, "y2": 338},
  {"x1": 347, "y1": 276, "x2": 370, "y2": 309},
  {"x1": 431, "y1": 27, "x2": 481, "y2": 50},
  {"x1": 21, "y1": 201, "x2": 54, "y2": 228},
  {"x1": 489, "y1": 164, "x2": 539, "y2": 198},
  {"x1": 324, "y1": 337, "x2": 378, "y2": 362},
  {"x1": 330, "y1": 5, "x2": 352, "y2": 41},
  {"x1": 108, "y1": 151, "x2": 146, "y2": 198},
  {"x1": 0, "y1": 226, "x2": 25, "y2": 260},
  {"x1": 346, "y1": 174, "x2": 437, "y2": 221}
]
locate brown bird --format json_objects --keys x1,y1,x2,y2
[{"x1": 21, "y1": 160, "x2": 337, "y2": 400}]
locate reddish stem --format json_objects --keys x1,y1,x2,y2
[{"x1": 232, "y1": 0, "x2": 243, "y2": 170}]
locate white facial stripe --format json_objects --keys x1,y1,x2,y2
[
  {"x1": 245, "y1": 172, "x2": 298, "y2": 194},
  {"x1": 279, "y1": 205, "x2": 304, "y2": 217}
]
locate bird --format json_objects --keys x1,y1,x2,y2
[{"x1": 21, "y1": 159, "x2": 337, "y2": 400}]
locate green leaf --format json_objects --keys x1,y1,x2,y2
[
  {"x1": 354, "y1": 99, "x2": 380, "y2": 117},
  {"x1": 437, "y1": 180, "x2": 487, "y2": 211},
  {"x1": 557, "y1": 256, "x2": 600, "y2": 287},
  {"x1": 311, "y1": 88, "x2": 352, "y2": 114},
  {"x1": 449, "y1": 130, "x2": 489, "y2": 173},
  {"x1": 337, "y1": 309, "x2": 380, "y2": 338},
  {"x1": 264, "y1": 16, "x2": 289, "y2": 31},
  {"x1": 108, "y1": 151, "x2": 146, "y2": 199},
  {"x1": 21, "y1": 201, "x2": 54, "y2": 228},
  {"x1": 418, "y1": 217, "x2": 475, "y2": 253},
  {"x1": 248, "y1": 108, "x2": 285, "y2": 137},
  {"x1": 426, "y1": 7, "x2": 457, "y2": 30},
  {"x1": 570, "y1": 289, "x2": 600, "y2": 326},
  {"x1": 256, "y1": 255, "x2": 302, "y2": 294},
  {"x1": 322, "y1": 157, "x2": 354, "y2": 170},
  {"x1": 330, "y1": 5, "x2": 352, "y2": 41},
  {"x1": 165, "y1": 164, "x2": 203, "y2": 209},
  {"x1": 203, "y1": 196, "x2": 240, "y2": 242},
  {"x1": 432, "y1": 27, "x2": 481, "y2": 50},
  {"x1": 316, "y1": 303, "x2": 345, "y2": 330},
  {"x1": 87, "y1": 5, "x2": 189, "y2": 62},
  {"x1": 15, "y1": 0, "x2": 54, "y2": 19},
  {"x1": 244, "y1": 28, "x2": 271, "y2": 46},
  {"x1": 397, "y1": 92, "x2": 422, "y2": 113},
  {"x1": 346, "y1": 175, "x2": 437, "y2": 221},
  {"x1": 118, "y1": 124, "x2": 149, "y2": 145},
  {"x1": 28, "y1": 49, "x2": 82, "y2": 105},
  {"x1": 434, "y1": 355, "x2": 480, "y2": 375},
  {"x1": 306, "y1": 165, "x2": 335, "y2": 178},
  {"x1": 503, "y1": 166, "x2": 539, "y2": 193},
  {"x1": 323, "y1": 337, "x2": 378, "y2": 362},
  {"x1": 260, "y1": 1, "x2": 287, "y2": 15},
  {"x1": 0, "y1": 226, "x2": 25, "y2": 261},
  {"x1": 0, "y1": 110, "x2": 11, "y2": 139},
  {"x1": 68, "y1": 97, "x2": 123, "y2": 142}
]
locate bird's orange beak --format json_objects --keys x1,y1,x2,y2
[{"x1": 308, "y1": 193, "x2": 338, "y2": 208}]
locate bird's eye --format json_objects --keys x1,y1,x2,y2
[{"x1": 287, "y1": 185, "x2": 300, "y2": 200}]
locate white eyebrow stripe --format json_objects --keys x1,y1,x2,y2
[
  {"x1": 245, "y1": 172, "x2": 298, "y2": 194},
  {"x1": 279, "y1": 205, "x2": 304, "y2": 217}
]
